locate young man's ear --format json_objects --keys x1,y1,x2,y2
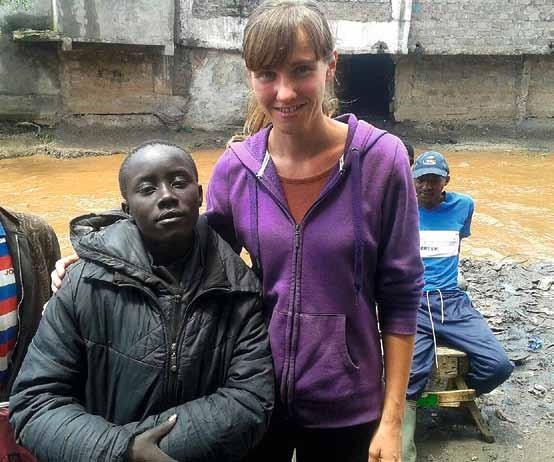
[
  {"x1": 197, "y1": 185, "x2": 203, "y2": 208},
  {"x1": 121, "y1": 201, "x2": 129, "y2": 215},
  {"x1": 445, "y1": 175, "x2": 451, "y2": 186}
]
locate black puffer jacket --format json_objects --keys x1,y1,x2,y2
[{"x1": 9, "y1": 213, "x2": 274, "y2": 462}]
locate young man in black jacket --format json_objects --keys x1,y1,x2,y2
[{"x1": 9, "y1": 141, "x2": 274, "y2": 462}]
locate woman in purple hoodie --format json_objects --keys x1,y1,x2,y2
[
  {"x1": 52, "y1": 1, "x2": 423, "y2": 460},
  {"x1": 205, "y1": 2, "x2": 424, "y2": 461}
]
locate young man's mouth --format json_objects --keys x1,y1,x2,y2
[{"x1": 157, "y1": 210, "x2": 185, "y2": 223}]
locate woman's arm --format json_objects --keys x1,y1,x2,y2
[{"x1": 368, "y1": 334, "x2": 414, "y2": 462}]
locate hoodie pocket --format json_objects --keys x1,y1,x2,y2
[{"x1": 292, "y1": 313, "x2": 361, "y2": 403}]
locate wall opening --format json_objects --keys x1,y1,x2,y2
[{"x1": 337, "y1": 54, "x2": 395, "y2": 121}]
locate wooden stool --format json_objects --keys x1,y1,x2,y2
[{"x1": 416, "y1": 346, "x2": 495, "y2": 443}]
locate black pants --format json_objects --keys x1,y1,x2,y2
[{"x1": 243, "y1": 418, "x2": 376, "y2": 462}]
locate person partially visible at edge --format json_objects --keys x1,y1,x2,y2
[
  {"x1": 207, "y1": 2, "x2": 423, "y2": 460},
  {"x1": 0, "y1": 207, "x2": 60, "y2": 461},
  {"x1": 403, "y1": 143, "x2": 415, "y2": 166},
  {"x1": 401, "y1": 151, "x2": 514, "y2": 462},
  {"x1": 10, "y1": 141, "x2": 274, "y2": 462},
  {"x1": 50, "y1": 1, "x2": 424, "y2": 460}
]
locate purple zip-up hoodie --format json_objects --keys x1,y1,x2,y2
[{"x1": 206, "y1": 114, "x2": 423, "y2": 428}]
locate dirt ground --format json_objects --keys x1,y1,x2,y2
[{"x1": 1, "y1": 119, "x2": 553, "y2": 462}]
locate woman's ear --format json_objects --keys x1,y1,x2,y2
[{"x1": 327, "y1": 50, "x2": 339, "y2": 80}]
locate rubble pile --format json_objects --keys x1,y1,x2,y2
[{"x1": 461, "y1": 259, "x2": 554, "y2": 428}]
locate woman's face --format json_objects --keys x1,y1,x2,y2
[{"x1": 249, "y1": 29, "x2": 337, "y2": 135}]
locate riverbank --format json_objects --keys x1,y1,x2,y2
[
  {"x1": 1, "y1": 118, "x2": 554, "y2": 160},
  {"x1": 417, "y1": 259, "x2": 554, "y2": 462}
]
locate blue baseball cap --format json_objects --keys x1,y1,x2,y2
[{"x1": 412, "y1": 151, "x2": 449, "y2": 178}]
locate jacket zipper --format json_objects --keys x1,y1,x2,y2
[
  {"x1": 168, "y1": 286, "x2": 231, "y2": 403},
  {"x1": 8, "y1": 235, "x2": 25, "y2": 372}
]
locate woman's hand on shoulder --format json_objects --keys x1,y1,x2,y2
[{"x1": 50, "y1": 253, "x2": 80, "y2": 293}]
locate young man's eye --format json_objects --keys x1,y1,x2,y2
[
  {"x1": 172, "y1": 180, "x2": 189, "y2": 189},
  {"x1": 137, "y1": 184, "x2": 155, "y2": 195}
]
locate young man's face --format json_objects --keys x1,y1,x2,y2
[
  {"x1": 123, "y1": 145, "x2": 202, "y2": 250},
  {"x1": 414, "y1": 173, "x2": 449, "y2": 209}
]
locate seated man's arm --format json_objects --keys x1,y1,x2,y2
[
  {"x1": 135, "y1": 296, "x2": 274, "y2": 462},
  {"x1": 9, "y1": 273, "x2": 141, "y2": 462}
]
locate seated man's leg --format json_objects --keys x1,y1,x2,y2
[{"x1": 436, "y1": 291, "x2": 514, "y2": 395}]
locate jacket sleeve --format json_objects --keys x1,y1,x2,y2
[
  {"x1": 375, "y1": 140, "x2": 424, "y2": 335},
  {"x1": 9, "y1": 270, "x2": 136, "y2": 462},
  {"x1": 205, "y1": 150, "x2": 241, "y2": 253},
  {"x1": 133, "y1": 296, "x2": 274, "y2": 462}
]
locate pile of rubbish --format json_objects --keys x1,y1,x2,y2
[{"x1": 460, "y1": 259, "x2": 554, "y2": 428}]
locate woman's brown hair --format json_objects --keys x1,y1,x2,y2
[{"x1": 230, "y1": 0, "x2": 338, "y2": 143}]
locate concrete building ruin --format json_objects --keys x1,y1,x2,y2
[{"x1": 1, "y1": 0, "x2": 553, "y2": 130}]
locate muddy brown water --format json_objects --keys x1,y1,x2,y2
[{"x1": 1, "y1": 149, "x2": 553, "y2": 261}]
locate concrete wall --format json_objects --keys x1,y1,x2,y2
[
  {"x1": 0, "y1": 0, "x2": 51, "y2": 32},
  {"x1": 0, "y1": 35, "x2": 61, "y2": 119},
  {"x1": 61, "y1": 44, "x2": 177, "y2": 115},
  {"x1": 409, "y1": 0, "x2": 554, "y2": 55},
  {"x1": 527, "y1": 56, "x2": 554, "y2": 118},
  {"x1": 180, "y1": 0, "x2": 413, "y2": 54},
  {"x1": 180, "y1": 48, "x2": 249, "y2": 130},
  {"x1": 56, "y1": 0, "x2": 175, "y2": 54},
  {"x1": 394, "y1": 55, "x2": 554, "y2": 122}
]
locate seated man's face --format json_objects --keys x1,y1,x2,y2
[
  {"x1": 414, "y1": 173, "x2": 449, "y2": 209},
  {"x1": 123, "y1": 145, "x2": 202, "y2": 248}
]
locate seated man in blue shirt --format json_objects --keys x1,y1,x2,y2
[{"x1": 402, "y1": 151, "x2": 513, "y2": 462}]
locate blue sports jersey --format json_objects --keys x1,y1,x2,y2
[{"x1": 419, "y1": 192, "x2": 474, "y2": 292}]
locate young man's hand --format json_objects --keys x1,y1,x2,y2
[
  {"x1": 128, "y1": 415, "x2": 178, "y2": 462},
  {"x1": 50, "y1": 254, "x2": 79, "y2": 293}
]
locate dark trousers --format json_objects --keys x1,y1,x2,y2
[
  {"x1": 243, "y1": 411, "x2": 376, "y2": 462},
  {"x1": 407, "y1": 289, "x2": 513, "y2": 400}
]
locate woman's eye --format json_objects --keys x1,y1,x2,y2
[
  {"x1": 295, "y1": 65, "x2": 312, "y2": 76},
  {"x1": 255, "y1": 71, "x2": 275, "y2": 82}
]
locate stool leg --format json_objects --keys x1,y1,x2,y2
[
  {"x1": 463, "y1": 401, "x2": 495, "y2": 443},
  {"x1": 455, "y1": 377, "x2": 495, "y2": 443}
]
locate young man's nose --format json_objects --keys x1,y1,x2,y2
[{"x1": 158, "y1": 184, "x2": 178, "y2": 204}]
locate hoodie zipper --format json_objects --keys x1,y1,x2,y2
[{"x1": 267, "y1": 159, "x2": 348, "y2": 412}]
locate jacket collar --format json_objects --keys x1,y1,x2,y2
[
  {"x1": 0, "y1": 207, "x2": 22, "y2": 234},
  {"x1": 71, "y1": 212, "x2": 257, "y2": 296}
]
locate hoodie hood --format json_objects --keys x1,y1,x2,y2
[{"x1": 70, "y1": 211, "x2": 260, "y2": 295}]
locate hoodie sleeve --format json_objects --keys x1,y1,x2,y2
[
  {"x1": 375, "y1": 140, "x2": 424, "y2": 335},
  {"x1": 205, "y1": 150, "x2": 241, "y2": 253},
  {"x1": 9, "y1": 267, "x2": 135, "y2": 462}
]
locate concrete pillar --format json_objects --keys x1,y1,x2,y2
[{"x1": 515, "y1": 56, "x2": 531, "y2": 122}]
